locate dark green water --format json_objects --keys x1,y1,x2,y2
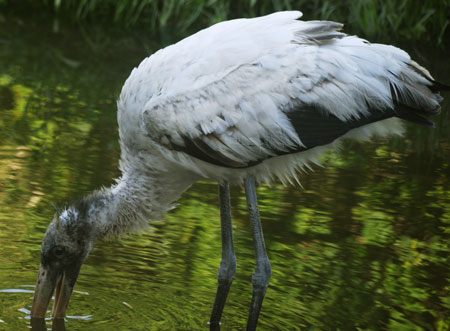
[{"x1": 0, "y1": 16, "x2": 449, "y2": 331}]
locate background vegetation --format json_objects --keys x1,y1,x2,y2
[{"x1": 1, "y1": 0, "x2": 449, "y2": 44}]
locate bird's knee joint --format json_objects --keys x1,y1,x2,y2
[
  {"x1": 217, "y1": 257, "x2": 237, "y2": 283},
  {"x1": 252, "y1": 259, "x2": 271, "y2": 288}
]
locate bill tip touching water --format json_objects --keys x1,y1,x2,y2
[{"x1": 30, "y1": 11, "x2": 449, "y2": 329}]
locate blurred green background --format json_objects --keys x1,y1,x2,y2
[{"x1": 1, "y1": 0, "x2": 449, "y2": 44}]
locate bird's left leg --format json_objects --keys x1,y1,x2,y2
[
  {"x1": 244, "y1": 175, "x2": 272, "y2": 331},
  {"x1": 209, "y1": 181, "x2": 236, "y2": 330}
]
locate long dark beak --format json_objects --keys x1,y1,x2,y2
[{"x1": 31, "y1": 263, "x2": 80, "y2": 319}]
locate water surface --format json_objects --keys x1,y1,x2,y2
[{"x1": 0, "y1": 16, "x2": 449, "y2": 331}]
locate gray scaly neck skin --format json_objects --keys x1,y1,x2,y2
[
  {"x1": 91, "y1": 171, "x2": 156, "y2": 239},
  {"x1": 60, "y1": 170, "x2": 154, "y2": 242},
  {"x1": 70, "y1": 165, "x2": 195, "y2": 241},
  {"x1": 83, "y1": 172, "x2": 157, "y2": 240}
]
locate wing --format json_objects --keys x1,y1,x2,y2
[{"x1": 128, "y1": 12, "x2": 443, "y2": 169}]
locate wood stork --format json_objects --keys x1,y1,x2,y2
[{"x1": 30, "y1": 11, "x2": 447, "y2": 330}]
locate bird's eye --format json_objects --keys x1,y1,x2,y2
[{"x1": 53, "y1": 246, "x2": 65, "y2": 258}]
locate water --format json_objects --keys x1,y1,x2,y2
[{"x1": 0, "y1": 15, "x2": 449, "y2": 331}]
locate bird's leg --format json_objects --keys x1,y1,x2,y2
[
  {"x1": 209, "y1": 181, "x2": 236, "y2": 330},
  {"x1": 244, "y1": 175, "x2": 272, "y2": 331}
]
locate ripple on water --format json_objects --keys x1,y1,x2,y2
[{"x1": 0, "y1": 288, "x2": 34, "y2": 293}]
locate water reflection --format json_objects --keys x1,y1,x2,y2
[
  {"x1": 0, "y1": 14, "x2": 449, "y2": 331},
  {"x1": 30, "y1": 316, "x2": 93, "y2": 331},
  {"x1": 31, "y1": 318, "x2": 66, "y2": 331}
]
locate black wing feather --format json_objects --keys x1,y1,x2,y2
[
  {"x1": 170, "y1": 105, "x2": 396, "y2": 169},
  {"x1": 169, "y1": 78, "x2": 446, "y2": 169}
]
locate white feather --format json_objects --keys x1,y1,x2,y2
[{"x1": 112, "y1": 11, "x2": 442, "y2": 222}]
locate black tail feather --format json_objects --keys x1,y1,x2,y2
[
  {"x1": 429, "y1": 80, "x2": 450, "y2": 93},
  {"x1": 388, "y1": 81, "x2": 443, "y2": 127},
  {"x1": 395, "y1": 105, "x2": 436, "y2": 127}
]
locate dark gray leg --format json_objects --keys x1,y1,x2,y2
[
  {"x1": 244, "y1": 175, "x2": 272, "y2": 331},
  {"x1": 209, "y1": 181, "x2": 236, "y2": 330}
]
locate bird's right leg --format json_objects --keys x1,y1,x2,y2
[
  {"x1": 209, "y1": 181, "x2": 237, "y2": 330},
  {"x1": 244, "y1": 175, "x2": 271, "y2": 331}
]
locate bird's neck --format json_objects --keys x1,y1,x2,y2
[{"x1": 89, "y1": 166, "x2": 194, "y2": 239}]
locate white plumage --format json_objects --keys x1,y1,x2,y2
[
  {"x1": 31, "y1": 11, "x2": 445, "y2": 329},
  {"x1": 117, "y1": 11, "x2": 439, "y2": 189}
]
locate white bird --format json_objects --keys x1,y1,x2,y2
[{"x1": 30, "y1": 11, "x2": 446, "y2": 330}]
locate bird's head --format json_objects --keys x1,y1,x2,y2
[{"x1": 31, "y1": 204, "x2": 95, "y2": 319}]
